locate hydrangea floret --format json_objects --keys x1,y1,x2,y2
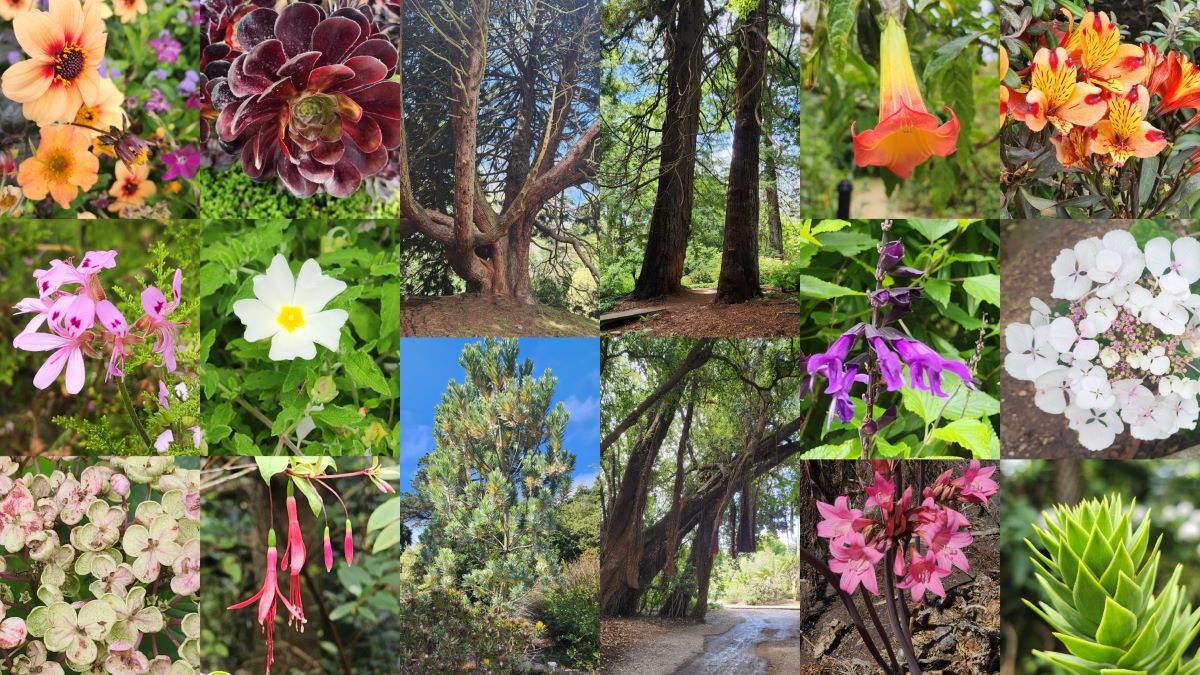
[{"x1": 1004, "y1": 229, "x2": 1200, "y2": 450}]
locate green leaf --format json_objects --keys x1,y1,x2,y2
[
  {"x1": 828, "y1": 0, "x2": 864, "y2": 68},
  {"x1": 924, "y1": 280, "x2": 951, "y2": 308},
  {"x1": 342, "y1": 348, "x2": 392, "y2": 397},
  {"x1": 901, "y1": 369, "x2": 1000, "y2": 424},
  {"x1": 923, "y1": 31, "x2": 983, "y2": 81},
  {"x1": 199, "y1": 263, "x2": 227, "y2": 296},
  {"x1": 1137, "y1": 156, "x2": 1159, "y2": 206},
  {"x1": 293, "y1": 477, "x2": 324, "y2": 517},
  {"x1": 800, "y1": 438, "x2": 860, "y2": 459},
  {"x1": 930, "y1": 418, "x2": 993, "y2": 456},
  {"x1": 815, "y1": 231, "x2": 878, "y2": 256},
  {"x1": 313, "y1": 405, "x2": 364, "y2": 429},
  {"x1": 256, "y1": 457, "x2": 290, "y2": 484},
  {"x1": 794, "y1": 275, "x2": 864, "y2": 300},
  {"x1": 907, "y1": 220, "x2": 959, "y2": 242},
  {"x1": 963, "y1": 274, "x2": 1001, "y2": 307},
  {"x1": 1096, "y1": 596, "x2": 1138, "y2": 647},
  {"x1": 328, "y1": 602, "x2": 356, "y2": 622},
  {"x1": 372, "y1": 523, "x2": 402, "y2": 553},
  {"x1": 367, "y1": 497, "x2": 400, "y2": 532}
]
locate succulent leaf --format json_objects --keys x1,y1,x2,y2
[{"x1": 1028, "y1": 495, "x2": 1200, "y2": 673}]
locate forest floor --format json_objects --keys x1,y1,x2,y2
[
  {"x1": 1000, "y1": 220, "x2": 1199, "y2": 458},
  {"x1": 600, "y1": 607, "x2": 801, "y2": 675},
  {"x1": 401, "y1": 294, "x2": 599, "y2": 337},
  {"x1": 800, "y1": 516, "x2": 1000, "y2": 673},
  {"x1": 605, "y1": 288, "x2": 803, "y2": 337}
]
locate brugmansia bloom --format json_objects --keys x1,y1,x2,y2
[
  {"x1": 851, "y1": 17, "x2": 959, "y2": 179},
  {"x1": 1, "y1": 0, "x2": 108, "y2": 125},
  {"x1": 1010, "y1": 47, "x2": 1106, "y2": 133},
  {"x1": 18, "y1": 126, "x2": 99, "y2": 208},
  {"x1": 1089, "y1": 85, "x2": 1167, "y2": 166},
  {"x1": 233, "y1": 255, "x2": 349, "y2": 361}
]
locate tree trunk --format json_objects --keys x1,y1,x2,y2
[
  {"x1": 632, "y1": 0, "x2": 705, "y2": 299},
  {"x1": 715, "y1": 0, "x2": 767, "y2": 304},
  {"x1": 736, "y1": 478, "x2": 756, "y2": 554},
  {"x1": 689, "y1": 501, "x2": 724, "y2": 621},
  {"x1": 664, "y1": 399, "x2": 694, "y2": 579},
  {"x1": 763, "y1": 134, "x2": 784, "y2": 258}
]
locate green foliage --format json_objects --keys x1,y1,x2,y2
[
  {"x1": 713, "y1": 535, "x2": 800, "y2": 605},
  {"x1": 1026, "y1": 494, "x2": 1200, "y2": 673},
  {"x1": 199, "y1": 220, "x2": 399, "y2": 455},
  {"x1": 537, "y1": 551, "x2": 601, "y2": 669},
  {"x1": 398, "y1": 584, "x2": 541, "y2": 672},
  {"x1": 197, "y1": 170, "x2": 399, "y2": 219},
  {"x1": 550, "y1": 485, "x2": 603, "y2": 563}
]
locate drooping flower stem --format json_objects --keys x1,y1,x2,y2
[
  {"x1": 119, "y1": 378, "x2": 154, "y2": 451},
  {"x1": 883, "y1": 553, "x2": 924, "y2": 674}
]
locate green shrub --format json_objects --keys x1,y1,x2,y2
[
  {"x1": 682, "y1": 243, "x2": 721, "y2": 286},
  {"x1": 399, "y1": 585, "x2": 541, "y2": 673},
  {"x1": 539, "y1": 551, "x2": 600, "y2": 669},
  {"x1": 760, "y1": 258, "x2": 807, "y2": 291},
  {"x1": 198, "y1": 170, "x2": 400, "y2": 218}
]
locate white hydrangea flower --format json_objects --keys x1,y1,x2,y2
[
  {"x1": 1050, "y1": 243, "x2": 1095, "y2": 300},
  {"x1": 1088, "y1": 230, "x2": 1145, "y2": 298},
  {"x1": 232, "y1": 255, "x2": 349, "y2": 361},
  {"x1": 1034, "y1": 367, "x2": 1071, "y2": 414},
  {"x1": 1029, "y1": 297, "x2": 1052, "y2": 326},
  {"x1": 1145, "y1": 236, "x2": 1200, "y2": 295},
  {"x1": 1004, "y1": 323, "x2": 1061, "y2": 380},
  {"x1": 1098, "y1": 347, "x2": 1120, "y2": 369},
  {"x1": 1065, "y1": 405, "x2": 1123, "y2": 451},
  {"x1": 1070, "y1": 368, "x2": 1116, "y2": 410}
]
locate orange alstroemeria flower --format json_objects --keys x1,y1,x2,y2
[
  {"x1": 1050, "y1": 126, "x2": 1093, "y2": 170},
  {"x1": 1063, "y1": 12, "x2": 1154, "y2": 92},
  {"x1": 18, "y1": 126, "x2": 99, "y2": 208},
  {"x1": 1148, "y1": 50, "x2": 1200, "y2": 114},
  {"x1": 1000, "y1": 48, "x2": 1010, "y2": 121},
  {"x1": 851, "y1": 17, "x2": 959, "y2": 180},
  {"x1": 1010, "y1": 47, "x2": 1106, "y2": 133},
  {"x1": 1089, "y1": 85, "x2": 1168, "y2": 167}
]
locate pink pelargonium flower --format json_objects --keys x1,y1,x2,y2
[
  {"x1": 154, "y1": 430, "x2": 173, "y2": 453},
  {"x1": 228, "y1": 531, "x2": 302, "y2": 675},
  {"x1": 13, "y1": 295, "x2": 53, "y2": 334},
  {"x1": 896, "y1": 547, "x2": 952, "y2": 602},
  {"x1": 280, "y1": 495, "x2": 307, "y2": 626},
  {"x1": 12, "y1": 295, "x2": 96, "y2": 394},
  {"x1": 32, "y1": 250, "x2": 117, "y2": 299},
  {"x1": 952, "y1": 461, "x2": 999, "y2": 504},
  {"x1": 816, "y1": 495, "x2": 871, "y2": 543},
  {"x1": 828, "y1": 531, "x2": 884, "y2": 595},
  {"x1": 138, "y1": 268, "x2": 185, "y2": 372},
  {"x1": 916, "y1": 509, "x2": 973, "y2": 573},
  {"x1": 97, "y1": 300, "x2": 135, "y2": 381}
]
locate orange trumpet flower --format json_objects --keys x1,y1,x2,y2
[
  {"x1": 851, "y1": 17, "x2": 959, "y2": 180},
  {"x1": 1009, "y1": 47, "x2": 1106, "y2": 134},
  {"x1": 1089, "y1": 85, "x2": 1168, "y2": 167}
]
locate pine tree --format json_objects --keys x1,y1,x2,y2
[{"x1": 418, "y1": 338, "x2": 575, "y2": 608}]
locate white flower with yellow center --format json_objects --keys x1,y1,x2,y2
[{"x1": 232, "y1": 255, "x2": 348, "y2": 361}]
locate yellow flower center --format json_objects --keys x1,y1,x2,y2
[
  {"x1": 53, "y1": 44, "x2": 88, "y2": 85},
  {"x1": 1031, "y1": 55, "x2": 1077, "y2": 109},
  {"x1": 1108, "y1": 95, "x2": 1143, "y2": 141},
  {"x1": 44, "y1": 150, "x2": 73, "y2": 180},
  {"x1": 276, "y1": 305, "x2": 305, "y2": 332},
  {"x1": 74, "y1": 105, "x2": 99, "y2": 126}
]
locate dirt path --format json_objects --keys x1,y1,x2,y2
[
  {"x1": 606, "y1": 288, "x2": 803, "y2": 337},
  {"x1": 401, "y1": 294, "x2": 598, "y2": 337},
  {"x1": 674, "y1": 608, "x2": 802, "y2": 675}
]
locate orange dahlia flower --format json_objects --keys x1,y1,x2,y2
[
  {"x1": 1, "y1": 0, "x2": 107, "y2": 126},
  {"x1": 1010, "y1": 47, "x2": 1106, "y2": 133},
  {"x1": 74, "y1": 77, "x2": 125, "y2": 137},
  {"x1": 110, "y1": 0, "x2": 146, "y2": 24},
  {"x1": 107, "y1": 161, "x2": 156, "y2": 212},
  {"x1": 1089, "y1": 85, "x2": 1168, "y2": 167},
  {"x1": 851, "y1": 17, "x2": 959, "y2": 180},
  {"x1": 18, "y1": 126, "x2": 99, "y2": 208},
  {"x1": 0, "y1": 0, "x2": 34, "y2": 21}
]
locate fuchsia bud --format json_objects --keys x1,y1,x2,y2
[
  {"x1": 324, "y1": 526, "x2": 334, "y2": 572},
  {"x1": 344, "y1": 520, "x2": 354, "y2": 566}
]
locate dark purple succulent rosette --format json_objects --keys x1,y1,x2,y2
[{"x1": 206, "y1": 2, "x2": 401, "y2": 197}]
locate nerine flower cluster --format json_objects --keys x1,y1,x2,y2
[
  {"x1": 0, "y1": 457, "x2": 200, "y2": 673},
  {"x1": 1005, "y1": 230, "x2": 1200, "y2": 450},
  {"x1": 816, "y1": 461, "x2": 997, "y2": 600},
  {"x1": 11, "y1": 249, "x2": 185, "y2": 394}
]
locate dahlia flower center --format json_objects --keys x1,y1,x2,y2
[
  {"x1": 75, "y1": 105, "x2": 99, "y2": 126},
  {"x1": 44, "y1": 150, "x2": 73, "y2": 179},
  {"x1": 121, "y1": 179, "x2": 139, "y2": 197},
  {"x1": 276, "y1": 305, "x2": 305, "y2": 332},
  {"x1": 53, "y1": 44, "x2": 87, "y2": 85}
]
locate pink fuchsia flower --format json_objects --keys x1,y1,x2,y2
[
  {"x1": 916, "y1": 510, "x2": 973, "y2": 573},
  {"x1": 160, "y1": 146, "x2": 200, "y2": 180},
  {"x1": 816, "y1": 496, "x2": 870, "y2": 543},
  {"x1": 280, "y1": 495, "x2": 307, "y2": 626},
  {"x1": 896, "y1": 547, "x2": 952, "y2": 602},
  {"x1": 228, "y1": 531, "x2": 302, "y2": 675},
  {"x1": 96, "y1": 299, "x2": 134, "y2": 380},
  {"x1": 828, "y1": 531, "x2": 883, "y2": 595},
  {"x1": 851, "y1": 17, "x2": 959, "y2": 179},
  {"x1": 344, "y1": 520, "x2": 354, "y2": 566},
  {"x1": 323, "y1": 526, "x2": 334, "y2": 572},
  {"x1": 138, "y1": 268, "x2": 184, "y2": 372},
  {"x1": 13, "y1": 295, "x2": 95, "y2": 394},
  {"x1": 952, "y1": 461, "x2": 998, "y2": 504}
]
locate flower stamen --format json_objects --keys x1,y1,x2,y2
[{"x1": 276, "y1": 305, "x2": 305, "y2": 332}]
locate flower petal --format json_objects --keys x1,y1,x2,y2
[
  {"x1": 303, "y1": 309, "x2": 348, "y2": 351},
  {"x1": 232, "y1": 298, "x2": 280, "y2": 342},
  {"x1": 32, "y1": 348, "x2": 70, "y2": 390},
  {"x1": 293, "y1": 259, "x2": 347, "y2": 313},
  {"x1": 255, "y1": 254, "x2": 296, "y2": 309},
  {"x1": 269, "y1": 330, "x2": 317, "y2": 361}
]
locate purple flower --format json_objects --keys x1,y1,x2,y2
[
  {"x1": 828, "y1": 365, "x2": 869, "y2": 423},
  {"x1": 98, "y1": 58, "x2": 120, "y2": 80},
  {"x1": 807, "y1": 327, "x2": 862, "y2": 385},
  {"x1": 149, "y1": 30, "x2": 182, "y2": 65},
  {"x1": 891, "y1": 338, "x2": 974, "y2": 397},
  {"x1": 6, "y1": 51, "x2": 20, "y2": 66},
  {"x1": 869, "y1": 337, "x2": 905, "y2": 391},
  {"x1": 160, "y1": 146, "x2": 200, "y2": 181},
  {"x1": 145, "y1": 89, "x2": 169, "y2": 114},
  {"x1": 153, "y1": 69, "x2": 169, "y2": 81},
  {"x1": 877, "y1": 240, "x2": 904, "y2": 274},
  {"x1": 177, "y1": 70, "x2": 199, "y2": 96}
]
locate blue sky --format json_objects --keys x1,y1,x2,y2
[{"x1": 400, "y1": 338, "x2": 600, "y2": 493}]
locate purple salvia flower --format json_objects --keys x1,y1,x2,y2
[
  {"x1": 869, "y1": 337, "x2": 906, "y2": 391},
  {"x1": 891, "y1": 338, "x2": 975, "y2": 397}
]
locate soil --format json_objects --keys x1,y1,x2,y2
[
  {"x1": 605, "y1": 288, "x2": 804, "y2": 337},
  {"x1": 401, "y1": 294, "x2": 599, "y2": 337},
  {"x1": 1000, "y1": 221, "x2": 1199, "y2": 458},
  {"x1": 801, "y1": 510, "x2": 1001, "y2": 674},
  {"x1": 601, "y1": 607, "x2": 799, "y2": 675}
]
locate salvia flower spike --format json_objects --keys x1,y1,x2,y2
[{"x1": 1025, "y1": 494, "x2": 1200, "y2": 673}]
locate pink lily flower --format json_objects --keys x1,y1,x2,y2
[
  {"x1": 96, "y1": 300, "x2": 134, "y2": 381},
  {"x1": 951, "y1": 461, "x2": 999, "y2": 504},
  {"x1": 12, "y1": 295, "x2": 95, "y2": 394},
  {"x1": 816, "y1": 496, "x2": 870, "y2": 544},
  {"x1": 917, "y1": 510, "x2": 973, "y2": 573},
  {"x1": 228, "y1": 531, "x2": 301, "y2": 675},
  {"x1": 138, "y1": 269, "x2": 185, "y2": 372},
  {"x1": 279, "y1": 495, "x2": 307, "y2": 626},
  {"x1": 896, "y1": 547, "x2": 952, "y2": 602},
  {"x1": 829, "y1": 532, "x2": 883, "y2": 595},
  {"x1": 865, "y1": 472, "x2": 895, "y2": 512}
]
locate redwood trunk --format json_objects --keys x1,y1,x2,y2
[
  {"x1": 632, "y1": 0, "x2": 705, "y2": 299},
  {"x1": 715, "y1": 0, "x2": 767, "y2": 304},
  {"x1": 763, "y1": 134, "x2": 784, "y2": 258}
]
